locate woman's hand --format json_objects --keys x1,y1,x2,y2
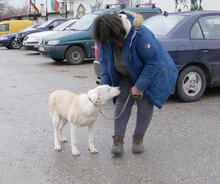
[{"x1": 131, "y1": 86, "x2": 143, "y2": 97}]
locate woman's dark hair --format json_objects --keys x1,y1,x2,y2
[{"x1": 92, "y1": 13, "x2": 126, "y2": 45}]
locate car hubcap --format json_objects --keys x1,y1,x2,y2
[
  {"x1": 183, "y1": 72, "x2": 202, "y2": 96},
  {"x1": 12, "y1": 40, "x2": 20, "y2": 48},
  {"x1": 71, "y1": 51, "x2": 80, "y2": 61}
]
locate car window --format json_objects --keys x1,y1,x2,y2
[
  {"x1": 21, "y1": 24, "x2": 40, "y2": 31},
  {"x1": 50, "y1": 20, "x2": 67, "y2": 28},
  {"x1": 190, "y1": 22, "x2": 203, "y2": 39},
  {"x1": 140, "y1": 12, "x2": 159, "y2": 19},
  {"x1": 69, "y1": 13, "x2": 98, "y2": 31},
  {"x1": 199, "y1": 15, "x2": 220, "y2": 39},
  {"x1": 37, "y1": 20, "x2": 54, "y2": 28},
  {"x1": 143, "y1": 14, "x2": 186, "y2": 36},
  {"x1": 64, "y1": 22, "x2": 76, "y2": 30},
  {"x1": 0, "y1": 24, "x2": 9, "y2": 32},
  {"x1": 53, "y1": 20, "x2": 73, "y2": 31}
]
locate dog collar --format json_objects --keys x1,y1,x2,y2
[{"x1": 88, "y1": 96, "x2": 99, "y2": 107}]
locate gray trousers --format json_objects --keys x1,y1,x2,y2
[{"x1": 114, "y1": 75, "x2": 154, "y2": 138}]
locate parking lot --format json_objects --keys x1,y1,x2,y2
[{"x1": 0, "y1": 47, "x2": 219, "y2": 184}]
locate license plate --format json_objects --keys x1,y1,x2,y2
[{"x1": 39, "y1": 46, "x2": 45, "y2": 52}]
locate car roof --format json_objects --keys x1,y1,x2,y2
[
  {"x1": 164, "y1": 10, "x2": 220, "y2": 17},
  {"x1": 91, "y1": 7, "x2": 162, "y2": 15}
]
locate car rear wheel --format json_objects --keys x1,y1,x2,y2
[
  {"x1": 176, "y1": 65, "x2": 206, "y2": 102},
  {"x1": 10, "y1": 38, "x2": 22, "y2": 49},
  {"x1": 66, "y1": 46, "x2": 85, "y2": 65}
]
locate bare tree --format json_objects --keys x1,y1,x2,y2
[
  {"x1": 0, "y1": 0, "x2": 29, "y2": 18},
  {"x1": 0, "y1": 0, "x2": 6, "y2": 16}
]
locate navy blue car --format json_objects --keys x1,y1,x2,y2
[
  {"x1": 143, "y1": 11, "x2": 220, "y2": 102},
  {"x1": 0, "y1": 33, "x2": 19, "y2": 49},
  {"x1": 0, "y1": 25, "x2": 40, "y2": 49}
]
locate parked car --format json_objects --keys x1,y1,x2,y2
[
  {"x1": 23, "y1": 19, "x2": 77, "y2": 51},
  {"x1": 142, "y1": 11, "x2": 220, "y2": 102},
  {"x1": 38, "y1": 6, "x2": 162, "y2": 65},
  {"x1": 0, "y1": 20, "x2": 33, "y2": 36},
  {"x1": 94, "y1": 11, "x2": 220, "y2": 102},
  {"x1": 15, "y1": 18, "x2": 68, "y2": 47},
  {"x1": 0, "y1": 25, "x2": 40, "y2": 49}
]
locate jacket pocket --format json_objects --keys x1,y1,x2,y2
[{"x1": 149, "y1": 68, "x2": 168, "y2": 94}]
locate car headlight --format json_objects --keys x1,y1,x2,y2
[
  {"x1": 26, "y1": 36, "x2": 39, "y2": 42},
  {"x1": 0, "y1": 37, "x2": 8, "y2": 40},
  {"x1": 47, "y1": 40, "x2": 60, "y2": 45}
]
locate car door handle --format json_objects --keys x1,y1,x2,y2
[{"x1": 201, "y1": 49, "x2": 209, "y2": 53}]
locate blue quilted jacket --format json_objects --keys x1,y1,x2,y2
[{"x1": 100, "y1": 12, "x2": 178, "y2": 109}]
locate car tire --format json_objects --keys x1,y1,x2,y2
[
  {"x1": 10, "y1": 38, "x2": 22, "y2": 49},
  {"x1": 66, "y1": 46, "x2": 85, "y2": 65},
  {"x1": 176, "y1": 65, "x2": 206, "y2": 102}
]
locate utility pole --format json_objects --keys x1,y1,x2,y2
[
  {"x1": 46, "y1": 0, "x2": 48, "y2": 21},
  {"x1": 29, "y1": 0, "x2": 31, "y2": 14},
  {"x1": 65, "y1": 0, "x2": 68, "y2": 18}
]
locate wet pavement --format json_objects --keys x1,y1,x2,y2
[{"x1": 0, "y1": 47, "x2": 219, "y2": 184}]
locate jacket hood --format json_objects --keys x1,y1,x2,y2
[
  {"x1": 120, "y1": 11, "x2": 144, "y2": 28},
  {"x1": 119, "y1": 11, "x2": 144, "y2": 38}
]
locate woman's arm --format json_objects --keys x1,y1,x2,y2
[
  {"x1": 100, "y1": 46, "x2": 112, "y2": 86},
  {"x1": 134, "y1": 29, "x2": 163, "y2": 91}
]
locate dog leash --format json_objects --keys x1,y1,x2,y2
[{"x1": 99, "y1": 91, "x2": 143, "y2": 121}]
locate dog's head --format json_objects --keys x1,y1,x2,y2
[{"x1": 87, "y1": 85, "x2": 120, "y2": 106}]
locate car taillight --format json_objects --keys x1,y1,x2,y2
[{"x1": 95, "y1": 42, "x2": 100, "y2": 59}]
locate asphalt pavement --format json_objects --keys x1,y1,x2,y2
[{"x1": 0, "y1": 47, "x2": 219, "y2": 184}]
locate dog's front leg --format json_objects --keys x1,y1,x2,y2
[
  {"x1": 71, "y1": 124, "x2": 80, "y2": 156},
  {"x1": 88, "y1": 124, "x2": 98, "y2": 154},
  {"x1": 53, "y1": 114, "x2": 61, "y2": 151}
]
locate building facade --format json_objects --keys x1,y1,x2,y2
[
  {"x1": 1, "y1": 0, "x2": 220, "y2": 23},
  {"x1": 71, "y1": 0, "x2": 220, "y2": 17}
]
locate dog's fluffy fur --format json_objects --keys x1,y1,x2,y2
[{"x1": 49, "y1": 85, "x2": 120, "y2": 156}]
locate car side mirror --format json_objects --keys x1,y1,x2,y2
[{"x1": 49, "y1": 25, "x2": 54, "y2": 30}]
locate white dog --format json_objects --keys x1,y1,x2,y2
[{"x1": 49, "y1": 85, "x2": 120, "y2": 156}]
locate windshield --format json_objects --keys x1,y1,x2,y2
[
  {"x1": 21, "y1": 24, "x2": 40, "y2": 31},
  {"x1": 53, "y1": 20, "x2": 73, "y2": 31},
  {"x1": 69, "y1": 13, "x2": 98, "y2": 31},
  {"x1": 143, "y1": 14, "x2": 186, "y2": 36},
  {"x1": 37, "y1": 20, "x2": 54, "y2": 28}
]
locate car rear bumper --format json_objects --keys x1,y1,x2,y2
[
  {"x1": 93, "y1": 59, "x2": 101, "y2": 84},
  {"x1": 38, "y1": 44, "x2": 68, "y2": 59},
  {"x1": 93, "y1": 59, "x2": 101, "y2": 78}
]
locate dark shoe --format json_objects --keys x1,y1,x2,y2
[
  {"x1": 111, "y1": 135, "x2": 124, "y2": 154},
  {"x1": 132, "y1": 134, "x2": 144, "y2": 154}
]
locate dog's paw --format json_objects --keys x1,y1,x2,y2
[
  {"x1": 72, "y1": 150, "x2": 80, "y2": 156},
  {"x1": 61, "y1": 138, "x2": 68, "y2": 143},
  {"x1": 89, "y1": 148, "x2": 98, "y2": 154},
  {"x1": 55, "y1": 145, "x2": 61, "y2": 151}
]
